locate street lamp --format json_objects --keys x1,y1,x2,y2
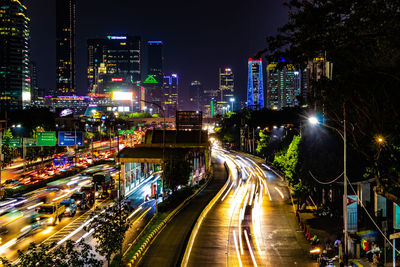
[
  {"x1": 308, "y1": 114, "x2": 349, "y2": 257},
  {"x1": 229, "y1": 98, "x2": 235, "y2": 112}
]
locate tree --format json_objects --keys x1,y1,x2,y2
[
  {"x1": 164, "y1": 158, "x2": 192, "y2": 191},
  {"x1": 85, "y1": 202, "x2": 131, "y2": 266},
  {"x1": 265, "y1": 0, "x2": 400, "y2": 205},
  {"x1": 256, "y1": 129, "x2": 270, "y2": 155},
  {"x1": 0, "y1": 240, "x2": 102, "y2": 267}
]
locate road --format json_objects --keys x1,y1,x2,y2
[
  {"x1": 138, "y1": 156, "x2": 228, "y2": 267},
  {"x1": 183, "y1": 149, "x2": 317, "y2": 267},
  {"x1": 0, "y1": 168, "x2": 160, "y2": 263}
]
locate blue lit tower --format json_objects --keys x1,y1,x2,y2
[{"x1": 247, "y1": 58, "x2": 264, "y2": 110}]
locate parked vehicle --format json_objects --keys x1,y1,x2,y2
[
  {"x1": 60, "y1": 199, "x2": 77, "y2": 217},
  {"x1": 37, "y1": 203, "x2": 65, "y2": 225},
  {"x1": 80, "y1": 185, "x2": 95, "y2": 205},
  {"x1": 70, "y1": 192, "x2": 88, "y2": 209}
]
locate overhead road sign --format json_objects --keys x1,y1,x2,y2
[
  {"x1": 37, "y1": 132, "x2": 56, "y2": 146},
  {"x1": 58, "y1": 131, "x2": 84, "y2": 146}
]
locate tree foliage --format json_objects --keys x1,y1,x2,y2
[
  {"x1": 256, "y1": 129, "x2": 270, "y2": 155},
  {"x1": 164, "y1": 158, "x2": 192, "y2": 191},
  {"x1": 1, "y1": 240, "x2": 102, "y2": 267},
  {"x1": 85, "y1": 202, "x2": 131, "y2": 266},
  {"x1": 265, "y1": 0, "x2": 400, "y2": 204}
]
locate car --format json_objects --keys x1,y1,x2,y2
[
  {"x1": 70, "y1": 192, "x2": 88, "y2": 209},
  {"x1": 60, "y1": 199, "x2": 77, "y2": 217}
]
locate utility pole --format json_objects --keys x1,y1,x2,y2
[{"x1": 343, "y1": 104, "x2": 348, "y2": 257}]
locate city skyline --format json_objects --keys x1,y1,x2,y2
[{"x1": 25, "y1": 0, "x2": 288, "y2": 101}]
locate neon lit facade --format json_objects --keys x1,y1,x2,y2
[{"x1": 247, "y1": 58, "x2": 264, "y2": 110}]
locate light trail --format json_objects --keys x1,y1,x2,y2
[
  {"x1": 233, "y1": 230, "x2": 243, "y2": 267},
  {"x1": 52, "y1": 192, "x2": 70, "y2": 202},
  {"x1": 244, "y1": 229, "x2": 258, "y2": 267},
  {"x1": 221, "y1": 180, "x2": 234, "y2": 202},
  {"x1": 274, "y1": 186, "x2": 284, "y2": 199},
  {"x1": 0, "y1": 238, "x2": 17, "y2": 254},
  {"x1": 127, "y1": 206, "x2": 143, "y2": 220}
]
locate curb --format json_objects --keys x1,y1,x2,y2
[{"x1": 126, "y1": 169, "x2": 214, "y2": 266}]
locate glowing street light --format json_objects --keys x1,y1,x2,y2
[
  {"x1": 230, "y1": 98, "x2": 235, "y2": 111},
  {"x1": 308, "y1": 116, "x2": 319, "y2": 125}
]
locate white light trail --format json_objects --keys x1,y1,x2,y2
[
  {"x1": 233, "y1": 230, "x2": 243, "y2": 267},
  {"x1": 274, "y1": 186, "x2": 284, "y2": 199},
  {"x1": 27, "y1": 202, "x2": 44, "y2": 210},
  {"x1": 244, "y1": 229, "x2": 258, "y2": 267}
]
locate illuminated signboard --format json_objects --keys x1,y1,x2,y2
[
  {"x1": 111, "y1": 78, "x2": 123, "y2": 82},
  {"x1": 143, "y1": 75, "x2": 158, "y2": 84},
  {"x1": 107, "y1": 36, "x2": 127, "y2": 40},
  {"x1": 22, "y1": 91, "x2": 31, "y2": 101},
  {"x1": 59, "y1": 108, "x2": 74, "y2": 117},
  {"x1": 112, "y1": 91, "x2": 133, "y2": 101}
]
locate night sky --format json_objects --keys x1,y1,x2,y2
[{"x1": 26, "y1": 0, "x2": 288, "y2": 103}]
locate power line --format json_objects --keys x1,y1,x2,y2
[{"x1": 309, "y1": 170, "x2": 343, "y2": 185}]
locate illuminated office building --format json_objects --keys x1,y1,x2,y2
[
  {"x1": 0, "y1": 0, "x2": 31, "y2": 110},
  {"x1": 87, "y1": 35, "x2": 141, "y2": 95},
  {"x1": 189, "y1": 81, "x2": 202, "y2": 112},
  {"x1": 56, "y1": 0, "x2": 76, "y2": 95},
  {"x1": 216, "y1": 68, "x2": 234, "y2": 113},
  {"x1": 247, "y1": 58, "x2": 264, "y2": 110},
  {"x1": 163, "y1": 74, "x2": 178, "y2": 117},
  {"x1": 267, "y1": 63, "x2": 304, "y2": 110},
  {"x1": 147, "y1": 41, "x2": 163, "y2": 83}
]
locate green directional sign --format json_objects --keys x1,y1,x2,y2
[
  {"x1": 24, "y1": 138, "x2": 37, "y2": 147},
  {"x1": 126, "y1": 130, "x2": 134, "y2": 135},
  {"x1": 37, "y1": 131, "x2": 56, "y2": 146},
  {"x1": 143, "y1": 75, "x2": 158, "y2": 84},
  {"x1": 2, "y1": 138, "x2": 22, "y2": 147},
  {"x1": 118, "y1": 130, "x2": 125, "y2": 135},
  {"x1": 131, "y1": 126, "x2": 136, "y2": 130}
]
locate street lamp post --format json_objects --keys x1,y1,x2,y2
[
  {"x1": 230, "y1": 98, "x2": 235, "y2": 112},
  {"x1": 141, "y1": 100, "x2": 165, "y2": 213},
  {"x1": 308, "y1": 109, "x2": 348, "y2": 257}
]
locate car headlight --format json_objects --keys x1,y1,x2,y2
[
  {"x1": 77, "y1": 200, "x2": 81, "y2": 204},
  {"x1": 95, "y1": 192, "x2": 99, "y2": 197},
  {"x1": 66, "y1": 207, "x2": 70, "y2": 212},
  {"x1": 48, "y1": 217, "x2": 54, "y2": 224}
]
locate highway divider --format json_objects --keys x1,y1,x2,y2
[
  {"x1": 180, "y1": 161, "x2": 233, "y2": 267},
  {"x1": 125, "y1": 168, "x2": 214, "y2": 267}
]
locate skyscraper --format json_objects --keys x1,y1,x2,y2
[
  {"x1": 147, "y1": 41, "x2": 163, "y2": 84},
  {"x1": 29, "y1": 62, "x2": 39, "y2": 100},
  {"x1": 247, "y1": 58, "x2": 264, "y2": 110},
  {"x1": 267, "y1": 63, "x2": 304, "y2": 110},
  {"x1": 0, "y1": 0, "x2": 31, "y2": 111},
  {"x1": 87, "y1": 35, "x2": 141, "y2": 95},
  {"x1": 216, "y1": 68, "x2": 234, "y2": 113},
  {"x1": 163, "y1": 74, "x2": 178, "y2": 117},
  {"x1": 189, "y1": 81, "x2": 202, "y2": 112},
  {"x1": 56, "y1": 0, "x2": 76, "y2": 95}
]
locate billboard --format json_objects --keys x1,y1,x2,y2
[
  {"x1": 347, "y1": 195, "x2": 358, "y2": 232},
  {"x1": 112, "y1": 91, "x2": 133, "y2": 101},
  {"x1": 58, "y1": 131, "x2": 84, "y2": 146}
]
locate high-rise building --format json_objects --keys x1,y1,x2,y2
[
  {"x1": 29, "y1": 62, "x2": 38, "y2": 99},
  {"x1": 247, "y1": 58, "x2": 264, "y2": 110},
  {"x1": 189, "y1": 81, "x2": 202, "y2": 112},
  {"x1": 163, "y1": 74, "x2": 178, "y2": 117},
  {"x1": 87, "y1": 35, "x2": 141, "y2": 95},
  {"x1": 56, "y1": 0, "x2": 76, "y2": 95},
  {"x1": 203, "y1": 89, "x2": 218, "y2": 118},
  {"x1": 306, "y1": 55, "x2": 333, "y2": 109},
  {"x1": 147, "y1": 41, "x2": 163, "y2": 84},
  {"x1": 216, "y1": 68, "x2": 234, "y2": 113},
  {"x1": 266, "y1": 63, "x2": 304, "y2": 110},
  {"x1": 0, "y1": 0, "x2": 31, "y2": 111}
]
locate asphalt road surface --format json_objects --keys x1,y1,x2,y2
[
  {"x1": 138, "y1": 157, "x2": 228, "y2": 267},
  {"x1": 184, "y1": 149, "x2": 317, "y2": 267}
]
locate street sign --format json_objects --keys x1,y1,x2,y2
[
  {"x1": 347, "y1": 195, "x2": 358, "y2": 232},
  {"x1": 1, "y1": 138, "x2": 22, "y2": 147},
  {"x1": 24, "y1": 138, "x2": 37, "y2": 147},
  {"x1": 58, "y1": 131, "x2": 84, "y2": 146},
  {"x1": 118, "y1": 130, "x2": 125, "y2": 135},
  {"x1": 37, "y1": 131, "x2": 56, "y2": 146},
  {"x1": 390, "y1": 232, "x2": 400, "y2": 240},
  {"x1": 126, "y1": 130, "x2": 134, "y2": 135}
]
